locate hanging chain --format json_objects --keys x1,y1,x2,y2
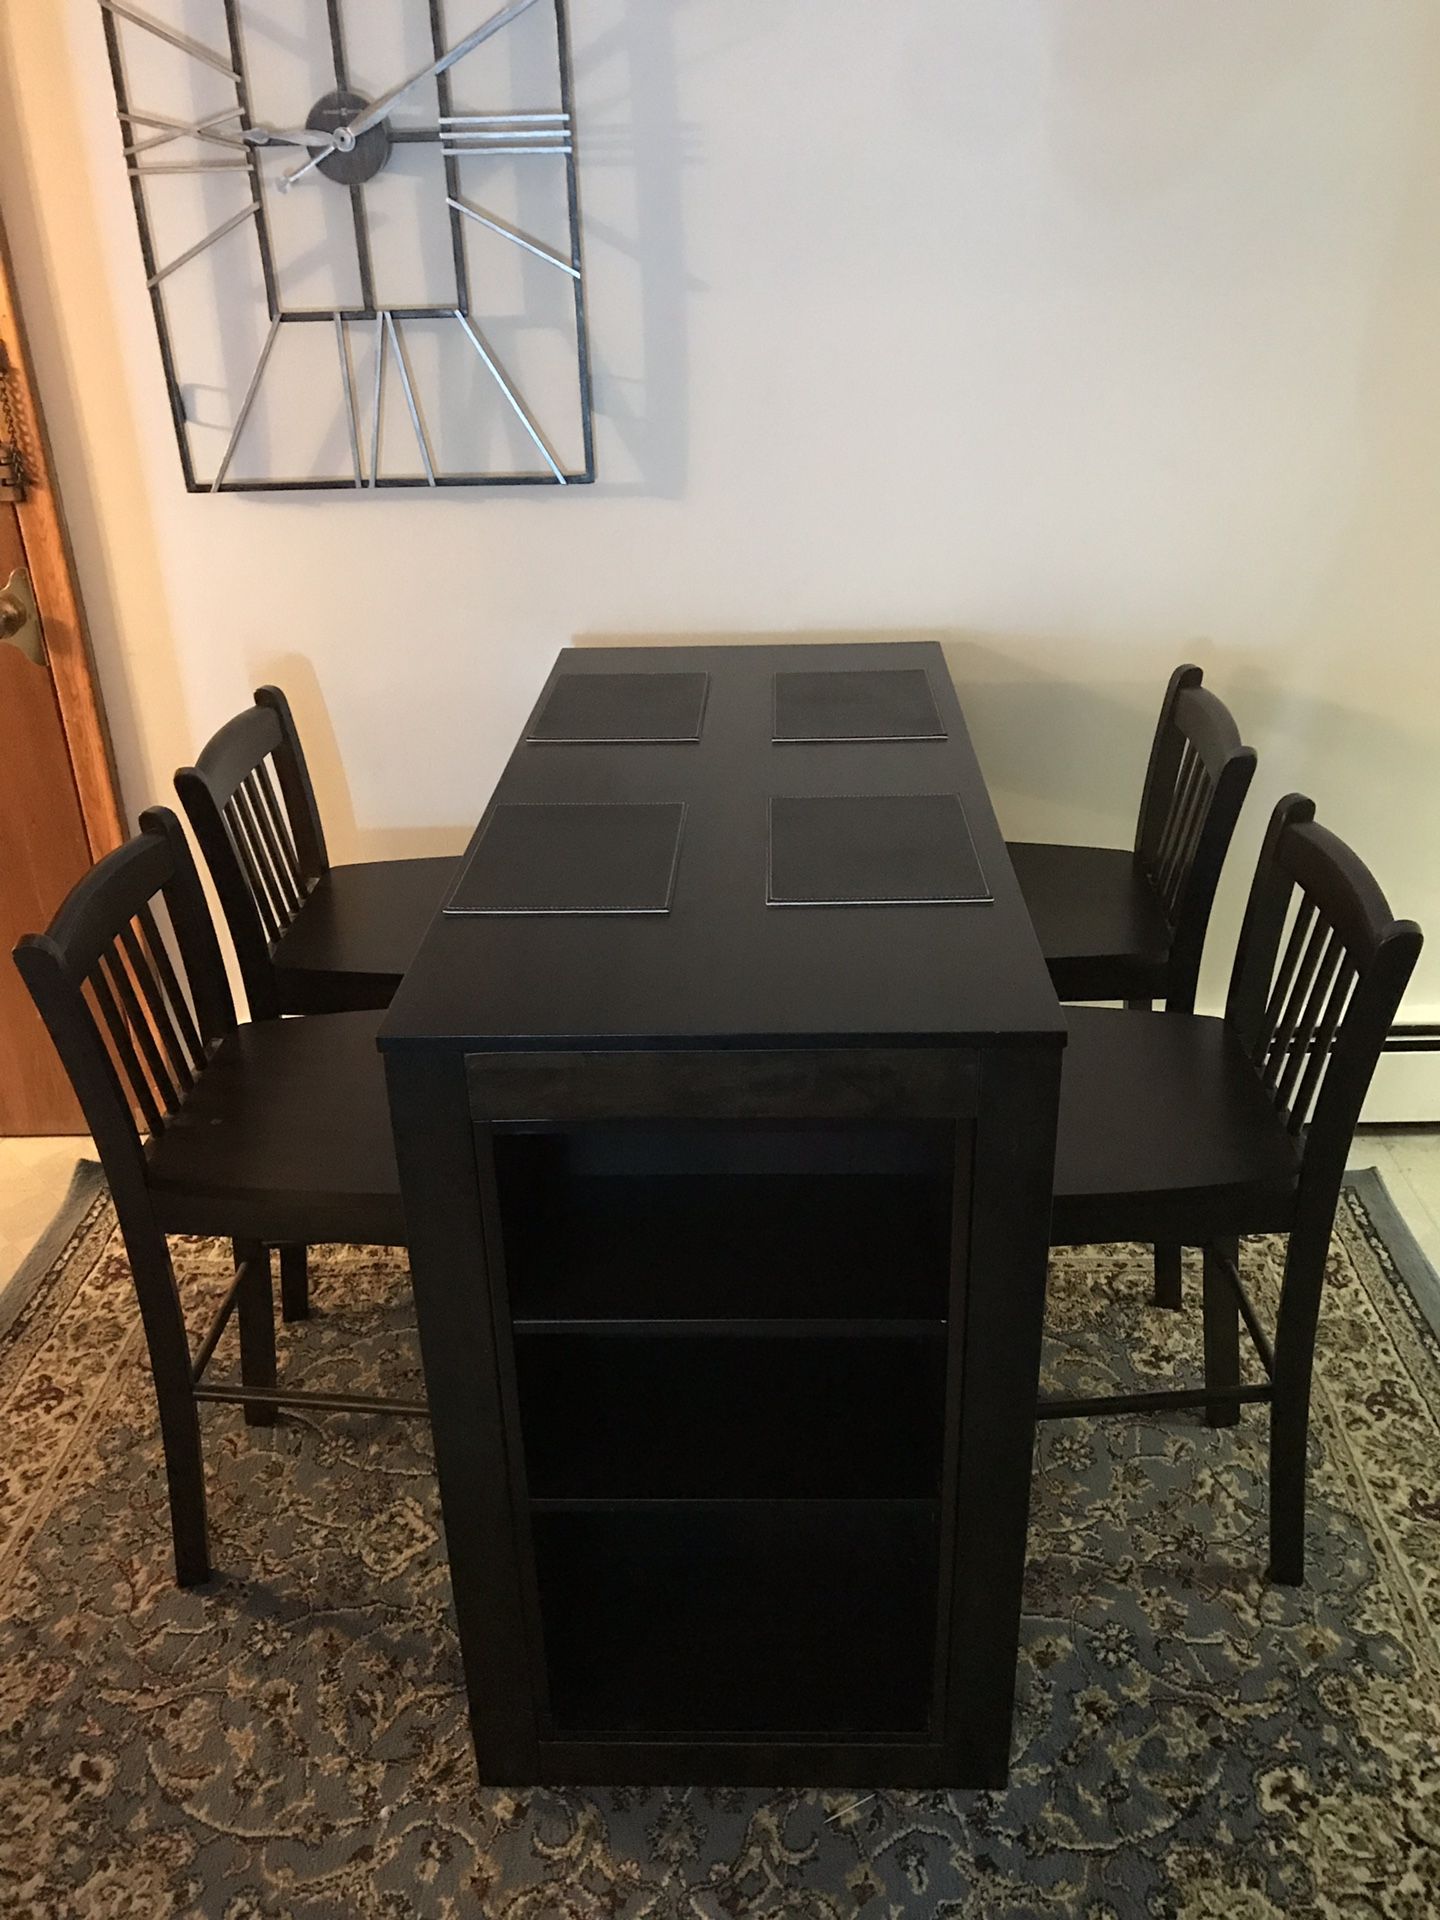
[{"x1": 0, "y1": 342, "x2": 27, "y2": 501}]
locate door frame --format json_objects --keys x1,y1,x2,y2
[{"x1": 0, "y1": 210, "x2": 123, "y2": 862}]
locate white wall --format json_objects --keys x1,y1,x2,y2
[{"x1": 1, "y1": 1, "x2": 1436, "y2": 1110}]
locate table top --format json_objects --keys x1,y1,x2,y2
[{"x1": 379, "y1": 641, "x2": 1065, "y2": 1052}]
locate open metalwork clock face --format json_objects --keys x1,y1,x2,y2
[{"x1": 100, "y1": 0, "x2": 593, "y2": 491}]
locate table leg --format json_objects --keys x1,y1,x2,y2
[
  {"x1": 384, "y1": 1047, "x2": 537, "y2": 1782},
  {"x1": 942, "y1": 1044, "x2": 1062, "y2": 1786}
]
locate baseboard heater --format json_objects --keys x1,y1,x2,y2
[{"x1": 1385, "y1": 1025, "x2": 1440, "y2": 1054}]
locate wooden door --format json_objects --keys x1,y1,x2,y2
[{"x1": 0, "y1": 214, "x2": 123, "y2": 1134}]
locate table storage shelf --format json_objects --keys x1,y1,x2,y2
[{"x1": 492, "y1": 1115, "x2": 956, "y2": 1740}]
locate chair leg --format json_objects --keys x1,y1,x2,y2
[
  {"x1": 1266, "y1": 1223, "x2": 1331, "y2": 1587},
  {"x1": 279, "y1": 1245, "x2": 310, "y2": 1323},
  {"x1": 1268, "y1": 1394, "x2": 1309, "y2": 1585},
  {"x1": 1202, "y1": 1238, "x2": 1241, "y2": 1428},
  {"x1": 157, "y1": 1390, "x2": 211, "y2": 1586},
  {"x1": 131, "y1": 1241, "x2": 211, "y2": 1586},
  {"x1": 1124, "y1": 1004, "x2": 1186, "y2": 1306},
  {"x1": 1123, "y1": 1005, "x2": 1184, "y2": 1303},
  {"x1": 235, "y1": 1240, "x2": 278, "y2": 1430}
]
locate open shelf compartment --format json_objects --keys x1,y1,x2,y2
[
  {"x1": 532, "y1": 1499, "x2": 941, "y2": 1738},
  {"x1": 492, "y1": 1121, "x2": 961, "y2": 1323},
  {"x1": 516, "y1": 1326, "x2": 946, "y2": 1500}
]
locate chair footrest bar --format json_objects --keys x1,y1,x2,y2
[
  {"x1": 1210, "y1": 1247, "x2": 1276, "y2": 1378},
  {"x1": 193, "y1": 1381, "x2": 429, "y2": 1418},
  {"x1": 189, "y1": 1271, "x2": 245, "y2": 1385},
  {"x1": 1038, "y1": 1381, "x2": 1272, "y2": 1420}
]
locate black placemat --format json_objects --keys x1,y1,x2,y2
[
  {"x1": 768, "y1": 794, "x2": 990, "y2": 906},
  {"x1": 772, "y1": 669, "x2": 945, "y2": 743},
  {"x1": 445, "y1": 802, "x2": 686, "y2": 915},
  {"x1": 528, "y1": 672, "x2": 709, "y2": 744}
]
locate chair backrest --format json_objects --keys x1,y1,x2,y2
[
  {"x1": 13, "y1": 807, "x2": 237, "y2": 1235},
  {"x1": 174, "y1": 686, "x2": 329, "y2": 1020},
  {"x1": 1133, "y1": 664, "x2": 1257, "y2": 1011},
  {"x1": 1226, "y1": 793, "x2": 1422, "y2": 1253}
]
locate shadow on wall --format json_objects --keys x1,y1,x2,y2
[
  {"x1": 576, "y1": 626, "x2": 1434, "y2": 1026},
  {"x1": 960, "y1": 641, "x2": 1429, "y2": 1016},
  {"x1": 577, "y1": 626, "x2": 1203, "y2": 850},
  {"x1": 250, "y1": 651, "x2": 471, "y2": 864},
  {"x1": 578, "y1": 0, "x2": 697, "y2": 501},
  {"x1": 1225, "y1": 661, "x2": 1437, "y2": 880},
  {"x1": 940, "y1": 637, "x2": 1177, "y2": 849},
  {"x1": 580, "y1": 628, "x2": 1425, "y2": 877}
]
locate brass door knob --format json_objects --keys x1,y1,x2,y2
[{"x1": 0, "y1": 566, "x2": 42, "y2": 663}]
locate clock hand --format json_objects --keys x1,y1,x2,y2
[
  {"x1": 241, "y1": 125, "x2": 341, "y2": 151},
  {"x1": 279, "y1": 149, "x2": 330, "y2": 193},
  {"x1": 280, "y1": 0, "x2": 544, "y2": 186}
]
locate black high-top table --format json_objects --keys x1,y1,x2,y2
[{"x1": 379, "y1": 640, "x2": 1065, "y2": 1789}]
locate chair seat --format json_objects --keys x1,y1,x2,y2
[
  {"x1": 1007, "y1": 841, "x2": 1173, "y2": 1002},
  {"x1": 146, "y1": 1011, "x2": 404, "y2": 1246},
  {"x1": 271, "y1": 856, "x2": 455, "y2": 1013},
  {"x1": 1050, "y1": 1007, "x2": 1301, "y2": 1247}
]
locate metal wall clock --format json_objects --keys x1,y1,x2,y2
[{"x1": 99, "y1": 0, "x2": 593, "y2": 491}]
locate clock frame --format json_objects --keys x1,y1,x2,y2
[{"x1": 99, "y1": 0, "x2": 594, "y2": 492}]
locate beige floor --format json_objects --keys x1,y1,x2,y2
[
  {"x1": 1353, "y1": 1128, "x2": 1440, "y2": 1274},
  {"x1": 2, "y1": 1128, "x2": 1439, "y2": 1299},
  {"x1": 0, "y1": 1135, "x2": 95, "y2": 1294}
]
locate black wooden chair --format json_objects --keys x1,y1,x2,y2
[
  {"x1": 1008, "y1": 665, "x2": 1256, "y2": 1309},
  {"x1": 1042, "y1": 793, "x2": 1422, "y2": 1583},
  {"x1": 13, "y1": 807, "x2": 420, "y2": 1589},
  {"x1": 1007, "y1": 665, "x2": 1256, "y2": 1013},
  {"x1": 175, "y1": 685, "x2": 453, "y2": 1019}
]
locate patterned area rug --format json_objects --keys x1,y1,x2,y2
[{"x1": 1, "y1": 1174, "x2": 1438, "y2": 1919}]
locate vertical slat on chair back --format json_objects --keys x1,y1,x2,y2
[
  {"x1": 1134, "y1": 667, "x2": 1256, "y2": 1011},
  {"x1": 1227, "y1": 793, "x2": 1422, "y2": 1172},
  {"x1": 175, "y1": 686, "x2": 329, "y2": 1020},
  {"x1": 13, "y1": 809, "x2": 238, "y2": 1214},
  {"x1": 1134, "y1": 665, "x2": 1202, "y2": 872}
]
